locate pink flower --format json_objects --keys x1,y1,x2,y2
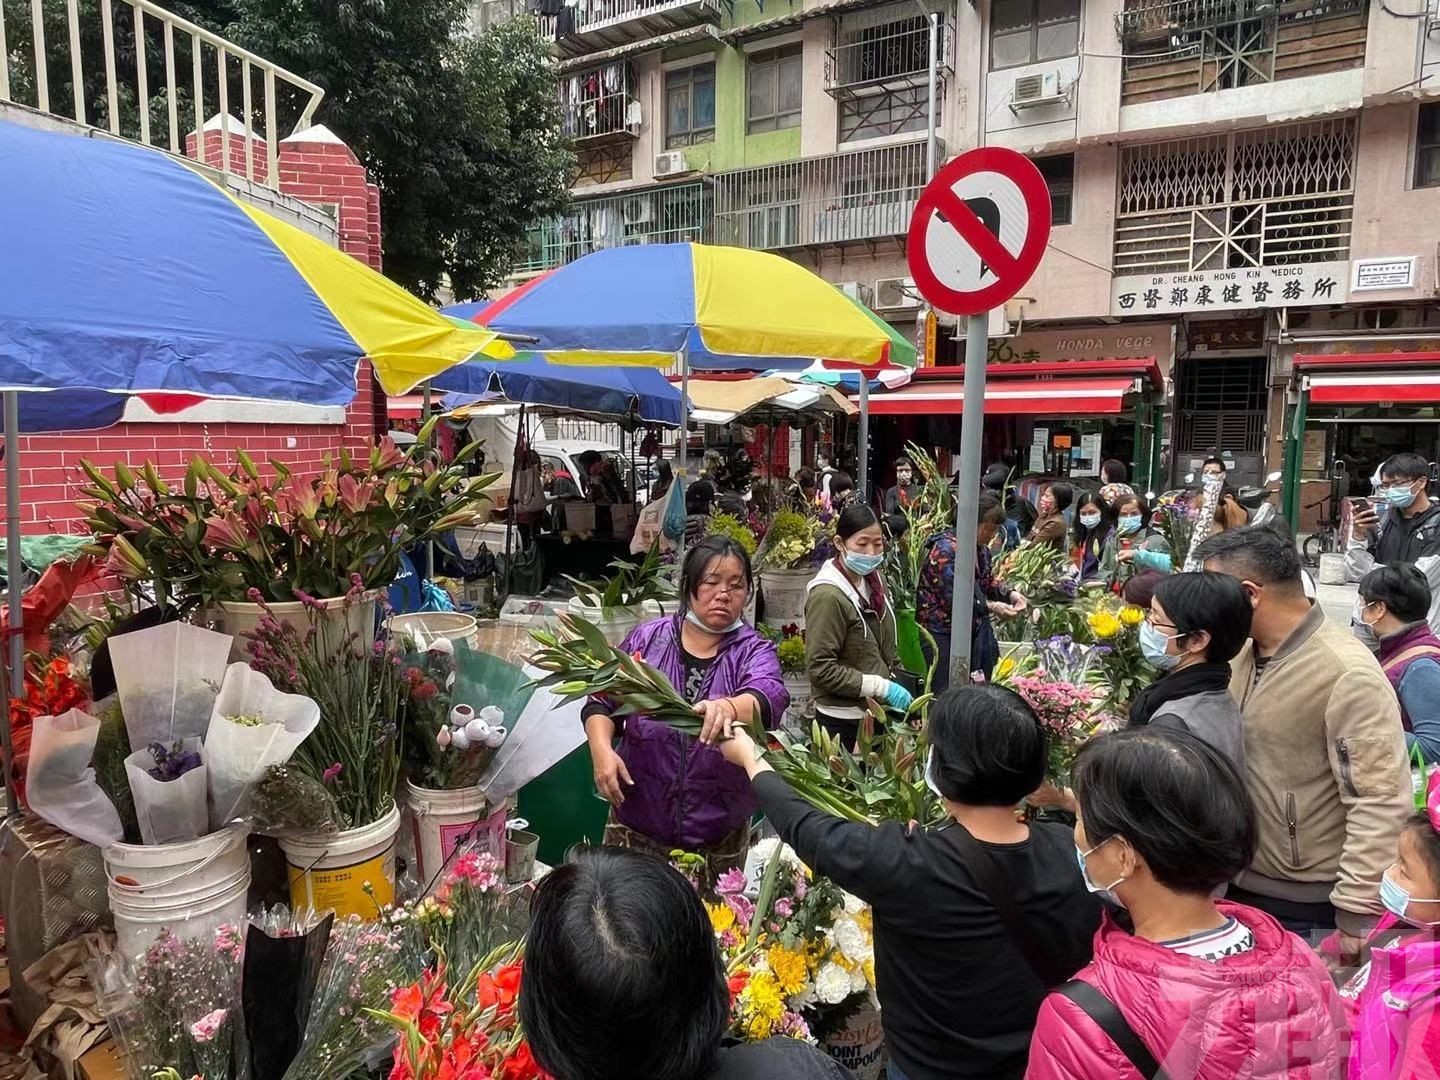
[
  {"x1": 715, "y1": 868, "x2": 748, "y2": 897},
  {"x1": 773, "y1": 897, "x2": 794, "y2": 919},
  {"x1": 189, "y1": 1008, "x2": 227, "y2": 1043},
  {"x1": 436, "y1": 727, "x2": 452, "y2": 748},
  {"x1": 293, "y1": 588, "x2": 326, "y2": 613},
  {"x1": 725, "y1": 893, "x2": 755, "y2": 927},
  {"x1": 322, "y1": 762, "x2": 343, "y2": 784}
]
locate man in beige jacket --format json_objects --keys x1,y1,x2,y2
[{"x1": 1196, "y1": 526, "x2": 1412, "y2": 954}]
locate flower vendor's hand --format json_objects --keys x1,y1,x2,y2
[
  {"x1": 592, "y1": 744, "x2": 633, "y2": 806},
  {"x1": 717, "y1": 722, "x2": 759, "y2": 770},
  {"x1": 1009, "y1": 591, "x2": 1028, "y2": 612},
  {"x1": 989, "y1": 601, "x2": 1018, "y2": 619},
  {"x1": 1028, "y1": 780, "x2": 1077, "y2": 814},
  {"x1": 881, "y1": 680, "x2": 913, "y2": 713},
  {"x1": 1116, "y1": 548, "x2": 1137, "y2": 564},
  {"x1": 694, "y1": 697, "x2": 740, "y2": 745}
]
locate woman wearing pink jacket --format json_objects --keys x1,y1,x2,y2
[{"x1": 1026, "y1": 727, "x2": 1345, "y2": 1079}]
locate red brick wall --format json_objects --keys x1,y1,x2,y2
[
  {"x1": 3, "y1": 367, "x2": 380, "y2": 533},
  {"x1": 3, "y1": 122, "x2": 389, "y2": 536}
]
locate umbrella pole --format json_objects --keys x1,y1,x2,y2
[
  {"x1": 858, "y1": 376, "x2": 870, "y2": 503},
  {"x1": 677, "y1": 345, "x2": 690, "y2": 569},
  {"x1": 503, "y1": 403, "x2": 524, "y2": 601},
  {"x1": 423, "y1": 380, "x2": 434, "y2": 582},
  {"x1": 2, "y1": 392, "x2": 21, "y2": 816}
]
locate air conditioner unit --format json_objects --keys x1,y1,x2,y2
[
  {"x1": 834, "y1": 281, "x2": 874, "y2": 308},
  {"x1": 654, "y1": 150, "x2": 690, "y2": 177},
  {"x1": 1009, "y1": 70, "x2": 1067, "y2": 112},
  {"x1": 874, "y1": 276, "x2": 920, "y2": 311}
]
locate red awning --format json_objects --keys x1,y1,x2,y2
[
  {"x1": 386, "y1": 394, "x2": 427, "y2": 419},
  {"x1": 856, "y1": 376, "x2": 1140, "y2": 416},
  {"x1": 1305, "y1": 373, "x2": 1440, "y2": 406}
]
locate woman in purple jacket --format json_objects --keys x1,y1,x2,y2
[{"x1": 582, "y1": 536, "x2": 788, "y2": 877}]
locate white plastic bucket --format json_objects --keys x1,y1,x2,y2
[
  {"x1": 759, "y1": 568, "x2": 816, "y2": 629},
  {"x1": 403, "y1": 781, "x2": 507, "y2": 885},
  {"x1": 105, "y1": 828, "x2": 250, "y2": 960},
  {"x1": 387, "y1": 611, "x2": 481, "y2": 652},
  {"x1": 782, "y1": 673, "x2": 812, "y2": 736},
  {"x1": 565, "y1": 597, "x2": 665, "y2": 646},
  {"x1": 279, "y1": 805, "x2": 401, "y2": 920},
  {"x1": 216, "y1": 592, "x2": 379, "y2": 661}
]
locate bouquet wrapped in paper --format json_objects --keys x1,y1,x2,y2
[
  {"x1": 109, "y1": 622, "x2": 232, "y2": 748},
  {"x1": 25, "y1": 708, "x2": 124, "y2": 847},
  {"x1": 125, "y1": 738, "x2": 208, "y2": 845},
  {"x1": 207, "y1": 662, "x2": 320, "y2": 828},
  {"x1": 243, "y1": 905, "x2": 335, "y2": 1080}
]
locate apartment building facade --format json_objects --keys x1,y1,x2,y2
[{"x1": 490, "y1": 0, "x2": 1440, "y2": 516}]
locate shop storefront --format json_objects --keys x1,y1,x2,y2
[
  {"x1": 1282, "y1": 350, "x2": 1440, "y2": 530},
  {"x1": 859, "y1": 348, "x2": 1168, "y2": 494}
]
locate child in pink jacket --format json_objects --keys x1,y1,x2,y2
[
  {"x1": 1341, "y1": 767, "x2": 1440, "y2": 1080},
  {"x1": 1026, "y1": 727, "x2": 1345, "y2": 1079}
]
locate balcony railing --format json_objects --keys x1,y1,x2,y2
[
  {"x1": 0, "y1": 0, "x2": 324, "y2": 192},
  {"x1": 712, "y1": 140, "x2": 930, "y2": 252},
  {"x1": 515, "y1": 181, "x2": 712, "y2": 274},
  {"x1": 548, "y1": 0, "x2": 725, "y2": 59},
  {"x1": 1114, "y1": 121, "x2": 1355, "y2": 276},
  {"x1": 1117, "y1": 0, "x2": 1366, "y2": 44},
  {"x1": 826, "y1": 11, "x2": 953, "y2": 96},
  {"x1": 560, "y1": 61, "x2": 638, "y2": 142}
]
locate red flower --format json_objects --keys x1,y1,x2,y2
[
  {"x1": 499, "y1": 1042, "x2": 548, "y2": 1080},
  {"x1": 477, "y1": 964, "x2": 523, "y2": 1012},
  {"x1": 727, "y1": 970, "x2": 750, "y2": 1005},
  {"x1": 412, "y1": 680, "x2": 439, "y2": 701}
]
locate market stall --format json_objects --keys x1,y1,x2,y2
[{"x1": 1282, "y1": 351, "x2": 1440, "y2": 532}]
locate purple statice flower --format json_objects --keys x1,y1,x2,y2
[{"x1": 147, "y1": 741, "x2": 203, "y2": 782}]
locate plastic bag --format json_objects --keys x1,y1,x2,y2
[
  {"x1": 126, "y1": 738, "x2": 209, "y2": 845},
  {"x1": 206, "y1": 664, "x2": 321, "y2": 828},
  {"x1": 662, "y1": 477, "x2": 687, "y2": 542},
  {"x1": 110, "y1": 623, "x2": 232, "y2": 748},
  {"x1": 25, "y1": 709, "x2": 124, "y2": 847}
]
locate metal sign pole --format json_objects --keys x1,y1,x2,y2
[
  {"x1": 676, "y1": 344, "x2": 691, "y2": 569},
  {"x1": 3, "y1": 392, "x2": 22, "y2": 814},
  {"x1": 948, "y1": 313, "x2": 989, "y2": 683}
]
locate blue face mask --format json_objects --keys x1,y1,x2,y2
[
  {"x1": 1380, "y1": 869, "x2": 1440, "y2": 925},
  {"x1": 1079, "y1": 512, "x2": 1102, "y2": 529},
  {"x1": 1076, "y1": 837, "x2": 1127, "y2": 908},
  {"x1": 1117, "y1": 515, "x2": 1142, "y2": 535},
  {"x1": 684, "y1": 608, "x2": 745, "y2": 634},
  {"x1": 1139, "y1": 620, "x2": 1183, "y2": 672},
  {"x1": 1382, "y1": 482, "x2": 1420, "y2": 510},
  {"x1": 842, "y1": 549, "x2": 885, "y2": 576}
]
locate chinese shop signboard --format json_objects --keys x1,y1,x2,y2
[{"x1": 1110, "y1": 261, "x2": 1350, "y2": 317}]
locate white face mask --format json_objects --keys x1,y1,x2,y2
[
  {"x1": 925, "y1": 748, "x2": 945, "y2": 801},
  {"x1": 684, "y1": 608, "x2": 745, "y2": 634},
  {"x1": 1076, "y1": 836, "x2": 1128, "y2": 908}
]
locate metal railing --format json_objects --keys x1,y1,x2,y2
[
  {"x1": 560, "y1": 61, "x2": 637, "y2": 141},
  {"x1": 712, "y1": 140, "x2": 929, "y2": 251},
  {"x1": 826, "y1": 12, "x2": 953, "y2": 93},
  {"x1": 0, "y1": 0, "x2": 324, "y2": 191},
  {"x1": 515, "y1": 181, "x2": 712, "y2": 274},
  {"x1": 1117, "y1": 0, "x2": 1365, "y2": 39},
  {"x1": 568, "y1": 0, "x2": 724, "y2": 33}
]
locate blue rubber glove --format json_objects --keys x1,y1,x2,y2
[{"x1": 882, "y1": 680, "x2": 913, "y2": 713}]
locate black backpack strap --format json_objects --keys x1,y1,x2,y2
[
  {"x1": 942, "y1": 823, "x2": 1069, "y2": 988},
  {"x1": 1055, "y1": 980, "x2": 1168, "y2": 1080}
]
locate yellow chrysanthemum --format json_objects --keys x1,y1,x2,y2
[
  {"x1": 862, "y1": 959, "x2": 876, "y2": 987},
  {"x1": 766, "y1": 945, "x2": 810, "y2": 997},
  {"x1": 740, "y1": 971, "x2": 786, "y2": 1040},
  {"x1": 853, "y1": 907, "x2": 874, "y2": 935},
  {"x1": 707, "y1": 902, "x2": 736, "y2": 934},
  {"x1": 995, "y1": 656, "x2": 1017, "y2": 680},
  {"x1": 1087, "y1": 611, "x2": 1123, "y2": 640},
  {"x1": 1120, "y1": 604, "x2": 1146, "y2": 627}
]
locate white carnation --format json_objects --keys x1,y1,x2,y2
[
  {"x1": 814, "y1": 963, "x2": 852, "y2": 1005},
  {"x1": 848, "y1": 966, "x2": 868, "y2": 993},
  {"x1": 842, "y1": 892, "x2": 865, "y2": 915},
  {"x1": 833, "y1": 918, "x2": 872, "y2": 963}
]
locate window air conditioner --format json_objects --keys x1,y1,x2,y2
[
  {"x1": 623, "y1": 196, "x2": 653, "y2": 225},
  {"x1": 1009, "y1": 70, "x2": 1067, "y2": 112},
  {"x1": 834, "y1": 281, "x2": 874, "y2": 308},
  {"x1": 874, "y1": 276, "x2": 921, "y2": 311},
  {"x1": 654, "y1": 150, "x2": 689, "y2": 177}
]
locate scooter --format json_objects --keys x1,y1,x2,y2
[{"x1": 1235, "y1": 470, "x2": 1284, "y2": 528}]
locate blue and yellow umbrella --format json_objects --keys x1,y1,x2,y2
[{"x1": 0, "y1": 118, "x2": 512, "y2": 411}]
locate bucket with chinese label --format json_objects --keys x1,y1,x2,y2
[
  {"x1": 403, "y1": 781, "x2": 507, "y2": 888},
  {"x1": 279, "y1": 804, "x2": 401, "y2": 920}
]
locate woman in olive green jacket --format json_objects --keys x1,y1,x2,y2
[{"x1": 804, "y1": 505, "x2": 909, "y2": 749}]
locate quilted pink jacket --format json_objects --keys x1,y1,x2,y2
[{"x1": 1025, "y1": 902, "x2": 1345, "y2": 1080}]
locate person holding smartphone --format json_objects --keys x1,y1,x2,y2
[{"x1": 1348, "y1": 453, "x2": 1440, "y2": 633}]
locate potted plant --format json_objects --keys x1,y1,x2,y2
[
  {"x1": 563, "y1": 540, "x2": 677, "y2": 645},
  {"x1": 762, "y1": 623, "x2": 811, "y2": 733},
  {"x1": 80, "y1": 418, "x2": 497, "y2": 653},
  {"x1": 753, "y1": 508, "x2": 821, "y2": 629}
]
